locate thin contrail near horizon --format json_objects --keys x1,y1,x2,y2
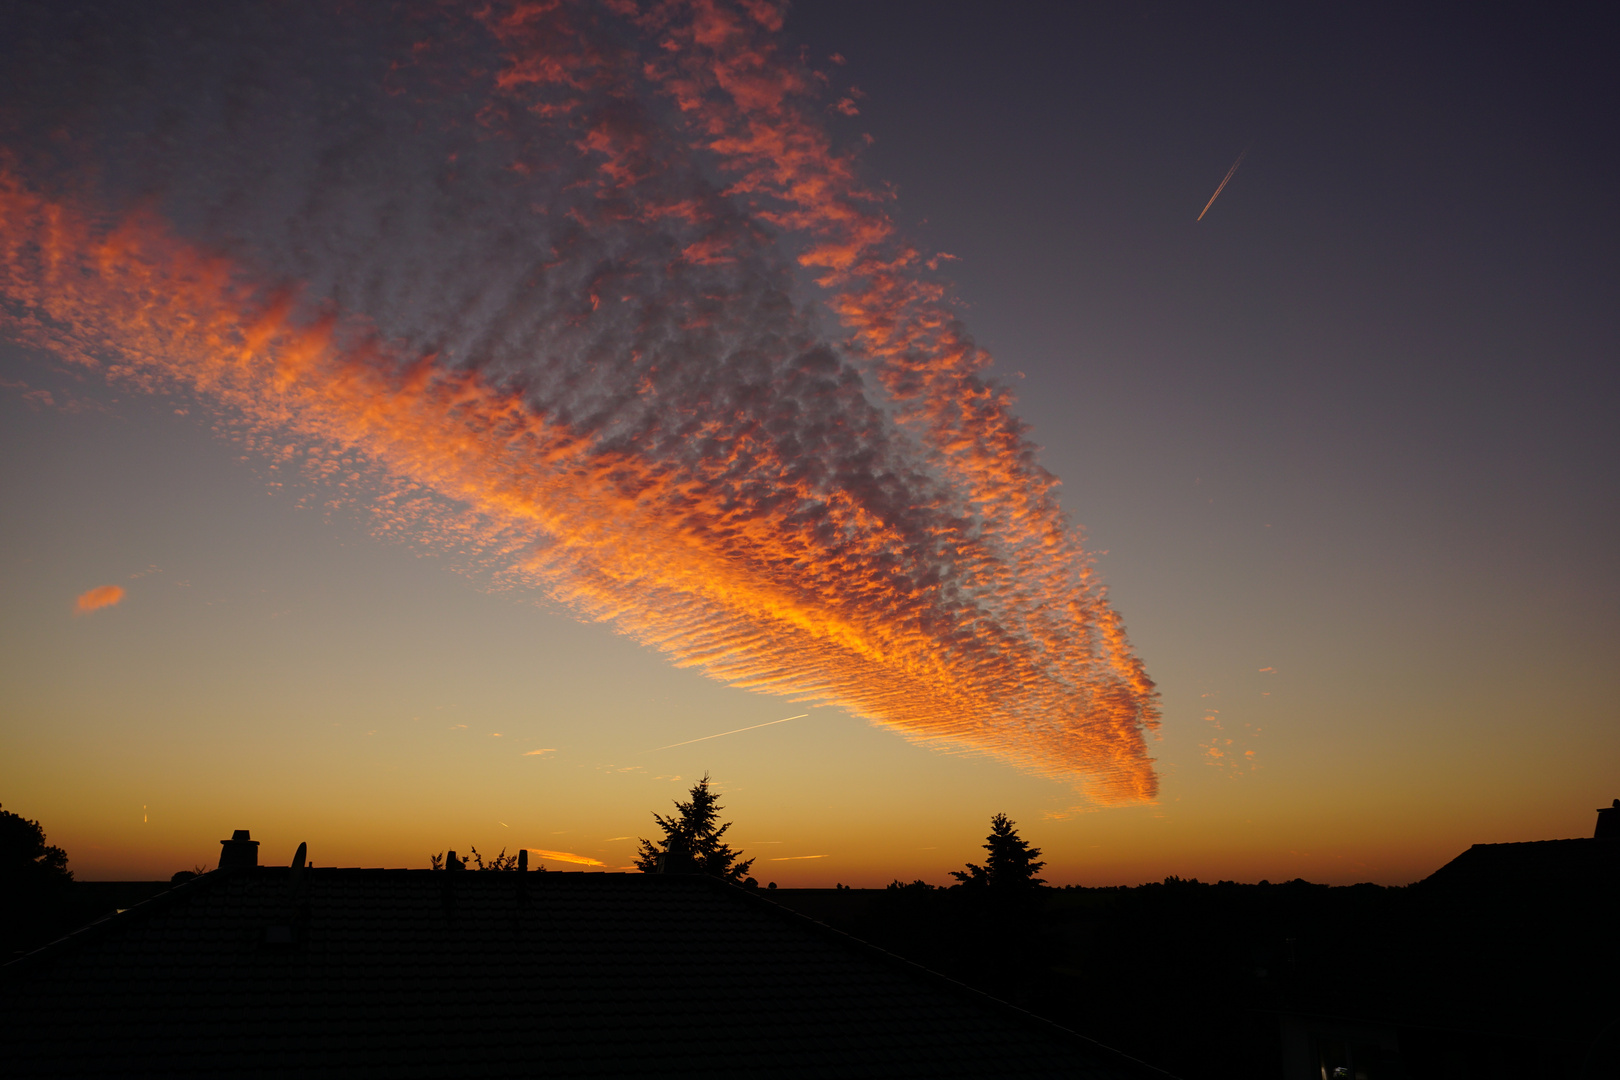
[
  {"x1": 1197, "y1": 145, "x2": 1251, "y2": 221},
  {"x1": 651, "y1": 714, "x2": 810, "y2": 752}
]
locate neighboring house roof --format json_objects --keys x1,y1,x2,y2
[
  {"x1": 1, "y1": 868, "x2": 1167, "y2": 1078},
  {"x1": 1421, "y1": 836, "x2": 1620, "y2": 893}
]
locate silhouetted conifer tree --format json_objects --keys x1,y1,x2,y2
[
  {"x1": 635, "y1": 773, "x2": 754, "y2": 882},
  {"x1": 951, "y1": 813, "x2": 1046, "y2": 888}
]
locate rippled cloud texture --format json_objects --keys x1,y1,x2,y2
[{"x1": 0, "y1": 1, "x2": 1158, "y2": 801}]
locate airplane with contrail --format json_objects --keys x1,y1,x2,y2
[
  {"x1": 651, "y1": 714, "x2": 810, "y2": 752},
  {"x1": 1197, "y1": 145, "x2": 1251, "y2": 221}
]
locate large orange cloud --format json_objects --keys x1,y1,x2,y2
[
  {"x1": 75, "y1": 585, "x2": 126, "y2": 613},
  {"x1": 0, "y1": 1, "x2": 1158, "y2": 802}
]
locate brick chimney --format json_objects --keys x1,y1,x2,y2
[{"x1": 218, "y1": 829, "x2": 260, "y2": 869}]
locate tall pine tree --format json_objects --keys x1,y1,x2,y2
[
  {"x1": 951, "y1": 813, "x2": 1046, "y2": 888},
  {"x1": 635, "y1": 774, "x2": 755, "y2": 883}
]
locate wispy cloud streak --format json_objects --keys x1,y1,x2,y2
[
  {"x1": 525, "y1": 848, "x2": 606, "y2": 867},
  {"x1": 652, "y1": 714, "x2": 808, "y2": 752},
  {"x1": 1197, "y1": 146, "x2": 1251, "y2": 221},
  {"x1": 0, "y1": 1, "x2": 1158, "y2": 801}
]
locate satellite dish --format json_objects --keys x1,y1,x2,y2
[{"x1": 289, "y1": 841, "x2": 308, "y2": 889}]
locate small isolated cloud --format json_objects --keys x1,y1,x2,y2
[
  {"x1": 526, "y1": 848, "x2": 605, "y2": 867},
  {"x1": 603, "y1": 836, "x2": 632, "y2": 842},
  {"x1": 1201, "y1": 709, "x2": 1262, "y2": 776},
  {"x1": 523, "y1": 748, "x2": 558, "y2": 757},
  {"x1": 768, "y1": 854, "x2": 828, "y2": 861},
  {"x1": 1258, "y1": 666, "x2": 1275, "y2": 673},
  {"x1": 76, "y1": 585, "x2": 125, "y2": 613}
]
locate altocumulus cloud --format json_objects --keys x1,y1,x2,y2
[{"x1": 0, "y1": 1, "x2": 1159, "y2": 802}]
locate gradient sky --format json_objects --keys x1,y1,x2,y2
[{"x1": 2, "y1": 2, "x2": 1615, "y2": 886}]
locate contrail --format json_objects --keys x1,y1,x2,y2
[
  {"x1": 1197, "y1": 145, "x2": 1251, "y2": 221},
  {"x1": 652, "y1": 715, "x2": 810, "y2": 752}
]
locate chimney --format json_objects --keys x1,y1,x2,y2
[
  {"x1": 659, "y1": 833, "x2": 696, "y2": 874},
  {"x1": 218, "y1": 829, "x2": 260, "y2": 869},
  {"x1": 518, "y1": 849, "x2": 528, "y2": 872},
  {"x1": 1597, "y1": 799, "x2": 1620, "y2": 840}
]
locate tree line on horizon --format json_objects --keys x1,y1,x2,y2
[
  {"x1": 0, "y1": 776, "x2": 1048, "y2": 901},
  {"x1": 466, "y1": 774, "x2": 1047, "y2": 891},
  {"x1": 418, "y1": 774, "x2": 1048, "y2": 889}
]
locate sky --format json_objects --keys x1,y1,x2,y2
[{"x1": 1, "y1": 2, "x2": 1615, "y2": 886}]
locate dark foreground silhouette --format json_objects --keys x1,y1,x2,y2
[
  {"x1": 6, "y1": 803, "x2": 1616, "y2": 1077},
  {"x1": 0, "y1": 851, "x2": 1166, "y2": 1079},
  {"x1": 767, "y1": 833, "x2": 1620, "y2": 1079}
]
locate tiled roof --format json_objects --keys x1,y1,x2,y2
[
  {"x1": 1422, "y1": 837, "x2": 1620, "y2": 892},
  {"x1": 1, "y1": 868, "x2": 1166, "y2": 1078}
]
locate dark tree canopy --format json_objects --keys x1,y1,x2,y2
[
  {"x1": 636, "y1": 773, "x2": 754, "y2": 883},
  {"x1": 0, "y1": 804, "x2": 72, "y2": 888},
  {"x1": 951, "y1": 813, "x2": 1046, "y2": 889},
  {"x1": 1, "y1": 804, "x2": 75, "y2": 956}
]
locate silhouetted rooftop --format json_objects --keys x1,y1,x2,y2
[
  {"x1": 1, "y1": 867, "x2": 1165, "y2": 1078},
  {"x1": 1421, "y1": 836, "x2": 1620, "y2": 893}
]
